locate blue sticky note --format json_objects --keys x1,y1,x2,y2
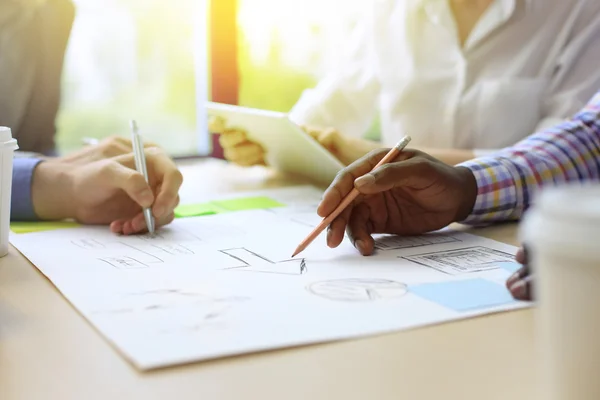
[
  {"x1": 410, "y1": 279, "x2": 515, "y2": 312},
  {"x1": 494, "y1": 261, "x2": 522, "y2": 274}
]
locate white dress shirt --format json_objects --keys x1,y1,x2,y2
[{"x1": 289, "y1": 0, "x2": 600, "y2": 153}]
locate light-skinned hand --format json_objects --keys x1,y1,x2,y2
[
  {"x1": 317, "y1": 148, "x2": 478, "y2": 255},
  {"x1": 302, "y1": 125, "x2": 379, "y2": 166},
  {"x1": 32, "y1": 146, "x2": 183, "y2": 235}
]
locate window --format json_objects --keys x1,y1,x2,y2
[
  {"x1": 57, "y1": 0, "x2": 210, "y2": 156},
  {"x1": 236, "y1": 0, "x2": 364, "y2": 112},
  {"x1": 58, "y1": 0, "x2": 364, "y2": 157}
]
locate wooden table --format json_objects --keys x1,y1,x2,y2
[{"x1": 0, "y1": 159, "x2": 534, "y2": 400}]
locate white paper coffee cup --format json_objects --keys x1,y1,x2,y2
[
  {"x1": 521, "y1": 184, "x2": 600, "y2": 400},
  {"x1": 0, "y1": 127, "x2": 18, "y2": 257}
]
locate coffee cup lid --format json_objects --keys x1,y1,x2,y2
[{"x1": 0, "y1": 127, "x2": 13, "y2": 143}]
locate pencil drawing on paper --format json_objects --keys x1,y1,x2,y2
[
  {"x1": 401, "y1": 246, "x2": 515, "y2": 275},
  {"x1": 220, "y1": 247, "x2": 308, "y2": 275},
  {"x1": 92, "y1": 288, "x2": 251, "y2": 316},
  {"x1": 99, "y1": 256, "x2": 150, "y2": 269},
  {"x1": 71, "y1": 238, "x2": 107, "y2": 249},
  {"x1": 150, "y1": 243, "x2": 195, "y2": 255},
  {"x1": 307, "y1": 279, "x2": 408, "y2": 301},
  {"x1": 374, "y1": 232, "x2": 461, "y2": 251}
]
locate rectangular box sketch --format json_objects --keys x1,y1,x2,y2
[
  {"x1": 374, "y1": 233, "x2": 460, "y2": 251},
  {"x1": 401, "y1": 246, "x2": 515, "y2": 275},
  {"x1": 99, "y1": 256, "x2": 149, "y2": 270}
]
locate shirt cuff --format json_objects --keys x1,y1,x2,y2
[
  {"x1": 11, "y1": 158, "x2": 43, "y2": 221},
  {"x1": 456, "y1": 157, "x2": 519, "y2": 225}
]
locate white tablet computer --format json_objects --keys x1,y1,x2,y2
[{"x1": 207, "y1": 102, "x2": 344, "y2": 186}]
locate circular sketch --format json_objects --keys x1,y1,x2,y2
[{"x1": 307, "y1": 279, "x2": 408, "y2": 302}]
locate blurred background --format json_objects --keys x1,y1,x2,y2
[{"x1": 57, "y1": 0, "x2": 364, "y2": 157}]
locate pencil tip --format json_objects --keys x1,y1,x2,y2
[{"x1": 291, "y1": 252, "x2": 297, "y2": 258}]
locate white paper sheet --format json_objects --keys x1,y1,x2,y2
[{"x1": 11, "y1": 207, "x2": 528, "y2": 370}]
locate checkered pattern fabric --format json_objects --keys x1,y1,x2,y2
[{"x1": 459, "y1": 92, "x2": 600, "y2": 223}]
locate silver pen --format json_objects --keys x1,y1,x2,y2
[{"x1": 130, "y1": 120, "x2": 156, "y2": 234}]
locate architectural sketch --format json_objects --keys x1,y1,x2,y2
[
  {"x1": 374, "y1": 232, "x2": 460, "y2": 251},
  {"x1": 92, "y1": 289, "x2": 251, "y2": 316},
  {"x1": 151, "y1": 244, "x2": 195, "y2": 255},
  {"x1": 220, "y1": 247, "x2": 273, "y2": 265},
  {"x1": 220, "y1": 247, "x2": 307, "y2": 275},
  {"x1": 307, "y1": 279, "x2": 408, "y2": 302},
  {"x1": 99, "y1": 256, "x2": 150, "y2": 269},
  {"x1": 71, "y1": 238, "x2": 107, "y2": 249},
  {"x1": 402, "y1": 246, "x2": 515, "y2": 275}
]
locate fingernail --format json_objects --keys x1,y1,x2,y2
[
  {"x1": 506, "y1": 271, "x2": 520, "y2": 288},
  {"x1": 355, "y1": 239, "x2": 366, "y2": 254},
  {"x1": 355, "y1": 174, "x2": 375, "y2": 188},
  {"x1": 153, "y1": 206, "x2": 165, "y2": 219},
  {"x1": 326, "y1": 227, "x2": 333, "y2": 245},
  {"x1": 509, "y1": 280, "x2": 528, "y2": 300}
]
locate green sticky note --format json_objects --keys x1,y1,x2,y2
[
  {"x1": 211, "y1": 196, "x2": 285, "y2": 212},
  {"x1": 174, "y1": 202, "x2": 218, "y2": 218},
  {"x1": 174, "y1": 196, "x2": 285, "y2": 218},
  {"x1": 10, "y1": 221, "x2": 81, "y2": 234}
]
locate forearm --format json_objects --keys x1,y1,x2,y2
[{"x1": 459, "y1": 96, "x2": 600, "y2": 224}]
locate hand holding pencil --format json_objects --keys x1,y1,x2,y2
[
  {"x1": 303, "y1": 141, "x2": 479, "y2": 257},
  {"x1": 292, "y1": 136, "x2": 411, "y2": 257}
]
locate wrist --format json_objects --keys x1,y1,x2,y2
[
  {"x1": 31, "y1": 161, "x2": 75, "y2": 220},
  {"x1": 454, "y1": 166, "x2": 478, "y2": 222}
]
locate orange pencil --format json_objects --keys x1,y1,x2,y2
[{"x1": 291, "y1": 135, "x2": 412, "y2": 258}]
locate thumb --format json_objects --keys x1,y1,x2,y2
[
  {"x1": 353, "y1": 159, "x2": 433, "y2": 195},
  {"x1": 103, "y1": 161, "x2": 155, "y2": 208}
]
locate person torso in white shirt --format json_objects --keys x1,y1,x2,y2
[{"x1": 289, "y1": 0, "x2": 600, "y2": 153}]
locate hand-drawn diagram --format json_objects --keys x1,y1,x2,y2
[
  {"x1": 92, "y1": 288, "x2": 251, "y2": 316},
  {"x1": 220, "y1": 248, "x2": 307, "y2": 275},
  {"x1": 374, "y1": 232, "x2": 460, "y2": 251},
  {"x1": 72, "y1": 238, "x2": 107, "y2": 249},
  {"x1": 99, "y1": 256, "x2": 151, "y2": 269},
  {"x1": 71, "y1": 228, "x2": 205, "y2": 269},
  {"x1": 402, "y1": 246, "x2": 515, "y2": 275},
  {"x1": 307, "y1": 279, "x2": 408, "y2": 301},
  {"x1": 150, "y1": 244, "x2": 195, "y2": 255}
]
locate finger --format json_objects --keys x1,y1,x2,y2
[
  {"x1": 316, "y1": 128, "x2": 338, "y2": 151},
  {"x1": 101, "y1": 161, "x2": 154, "y2": 208},
  {"x1": 234, "y1": 151, "x2": 266, "y2": 167},
  {"x1": 144, "y1": 150, "x2": 183, "y2": 219},
  {"x1": 353, "y1": 157, "x2": 437, "y2": 195},
  {"x1": 506, "y1": 265, "x2": 530, "y2": 288},
  {"x1": 219, "y1": 129, "x2": 249, "y2": 148},
  {"x1": 155, "y1": 212, "x2": 175, "y2": 228},
  {"x1": 112, "y1": 213, "x2": 142, "y2": 236},
  {"x1": 346, "y1": 202, "x2": 375, "y2": 256},
  {"x1": 508, "y1": 275, "x2": 534, "y2": 301},
  {"x1": 515, "y1": 246, "x2": 528, "y2": 264},
  {"x1": 110, "y1": 219, "x2": 125, "y2": 234},
  {"x1": 317, "y1": 149, "x2": 389, "y2": 218},
  {"x1": 300, "y1": 125, "x2": 319, "y2": 139},
  {"x1": 224, "y1": 143, "x2": 265, "y2": 164},
  {"x1": 208, "y1": 116, "x2": 226, "y2": 133},
  {"x1": 326, "y1": 205, "x2": 353, "y2": 248},
  {"x1": 115, "y1": 211, "x2": 176, "y2": 236}
]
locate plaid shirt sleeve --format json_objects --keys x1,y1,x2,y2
[{"x1": 458, "y1": 91, "x2": 600, "y2": 224}]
